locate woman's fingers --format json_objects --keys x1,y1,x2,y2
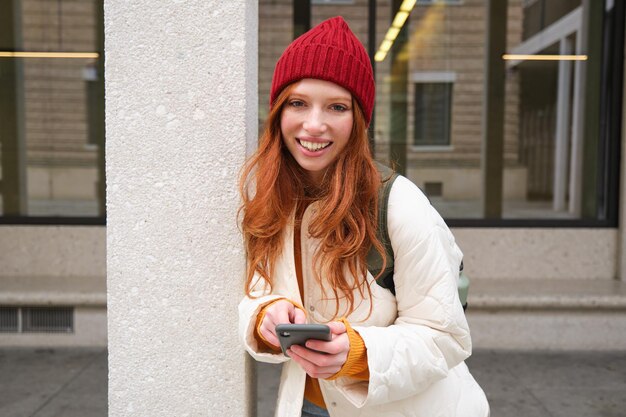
[
  {"x1": 305, "y1": 337, "x2": 349, "y2": 356},
  {"x1": 305, "y1": 333, "x2": 350, "y2": 357},
  {"x1": 292, "y1": 342, "x2": 348, "y2": 366},
  {"x1": 287, "y1": 346, "x2": 343, "y2": 379},
  {"x1": 288, "y1": 332, "x2": 350, "y2": 378},
  {"x1": 292, "y1": 307, "x2": 307, "y2": 324},
  {"x1": 260, "y1": 300, "x2": 306, "y2": 347},
  {"x1": 259, "y1": 321, "x2": 280, "y2": 347},
  {"x1": 267, "y1": 300, "x2": 295, "y2": 325},
  {"x1": 305, "y1": 321, "x2": 348, "y2": 354},
  {"x1": 285, "y1": 320, "x2": 351, "y2": 378},
  {"x1": 265, "y1": 300, "x2": 295, "y2": 327},
  {"x1": 327, "y1": 321, "x2": 347, "y2": 335}
]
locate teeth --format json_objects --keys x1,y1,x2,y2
[{"x1": 300, "y1": 140, "x2": 330, "y2": 151}]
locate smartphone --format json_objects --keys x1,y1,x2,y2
[{"x1": 275, "y1": 323, "x2": 331, "y2": 356}]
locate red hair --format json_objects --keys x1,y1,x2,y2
[{"x1": 239, "y1": 83, "x2": 385, "y2": 318}]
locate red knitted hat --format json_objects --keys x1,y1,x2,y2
[{"x1": 270, "y1": 16, "x2": 375, "y2": 125}]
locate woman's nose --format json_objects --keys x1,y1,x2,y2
[{"x1": 303, "y1": 109, "x2": 327, "y2": 134}]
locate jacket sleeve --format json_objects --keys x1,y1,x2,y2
[
  {"x1": 337, "y1": 175, "x2": 470, "y2": 407},
  {"x1": 238, "y1": 272, "x2": 291, "y2": 364}
]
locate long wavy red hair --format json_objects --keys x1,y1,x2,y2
[{"x1": 239, "y1": 82, "x2": 386, "y2": 318}]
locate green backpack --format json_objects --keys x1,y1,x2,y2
[{"x1": 366, "y1": 163, "x2": 469, "y2": 310}]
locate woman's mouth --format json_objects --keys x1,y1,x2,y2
[{"x1": 297, "y1": 139, "x2": 332, "y2": 152}]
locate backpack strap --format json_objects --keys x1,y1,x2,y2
[
  {"x1": 367, "y1": 162, "x2": 398, "y2": 295},
  {"x1": 366, "y1": 163, "x2": 469, "y2": 308}
]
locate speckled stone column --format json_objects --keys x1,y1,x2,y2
[{"x1": 105, "y1": 1, "x2": 257, "y2": 416}]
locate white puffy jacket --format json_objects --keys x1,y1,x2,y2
[{"x1": 239, "y1": 175, "x2": 490, "y2": 417}]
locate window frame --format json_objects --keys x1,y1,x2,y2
[{"x1": 411, "y1": 71, "x2": 456, "y2": 149}]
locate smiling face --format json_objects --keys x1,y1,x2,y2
[{"x1": 280, "y1": 78, "x2": 354, "y2": 186}]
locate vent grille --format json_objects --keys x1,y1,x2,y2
[
  {"x1": 0, "y1": 306, "x2": 74, "y2": 333},
  {"x1": 0, "y1": 307, "x2": 19, "y2": 332},
  {"x1": 424, "y1": 181, "x2": 443, "y2": 197}
]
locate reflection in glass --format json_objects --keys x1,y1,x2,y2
[
  {"x1": 0, "y1": 0, "x2": 104, "y2": 218},
  {"x1": 258, "y1": 0, "x2": 620, "y2": 222},
  {"x1": 379, "y1": 0, "x2": 618, "y2": 221},
  {"x1": 413, "y1": 82, "x2": 452, "y2": 146},
  {"x1": 380, "y1": 2, "x2": 496, "y2": 219}
]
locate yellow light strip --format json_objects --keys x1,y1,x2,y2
[
  {"x1": 374, "y1": 50, "x2": 386, "y2": 62},
  {"x1": 375, "y1": 0, "x2": 417, "y2": 62},
  {"x1": 392, "y1": 11, "x2": 410, "y2": 28},
  {"x1": 386, "y1": 27, "x2": 401, "y2": 42},
  {"x1": 0, "y1": 51, "x2": 99, "y2": 59},
  {"x1": 503, "y1": 54, "x2": 588, "y2": 61},
  {"x1": 400, "y1": 0, "x2": 417, "y2": 12},
  {"x1": 380, "y1": 40, "x2": 393, "y2": 53}
]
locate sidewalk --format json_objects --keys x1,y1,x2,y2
[
  {"x1": 1, "y1": 348, "x2": 625, "y2": 417},
  {"x1": 0, "y1": 348, "x2": 107, "y2": 417},
  {"x1": 258, "y1": 350, "x2": 626, "y2": 417}
]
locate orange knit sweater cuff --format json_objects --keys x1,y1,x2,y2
[
  {"x1": 254, "y1": 298, "x2": 305, "y2": 352},
  {"x1": 327, "y1": 318, "x2": 370, "y2": 381}
]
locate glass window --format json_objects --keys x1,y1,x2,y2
[
  {"x1": 413, "y1": 81, "x2": 453, "y2": 147},
  {"x1": 0, "y1": 0, "x2": 104, "y2": 221},
  {"x1": 258, "y1": 0, "x2": 622, "y2": 224}
]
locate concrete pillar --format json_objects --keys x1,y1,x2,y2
[{"x1": 105, "y1": 1, "x2": 257, "y2": 416}]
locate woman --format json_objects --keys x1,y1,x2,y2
[{"x1": 239, "y1": 16, "x2": 489, "y2": 417}]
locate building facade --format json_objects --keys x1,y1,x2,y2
[
  {"x1": 1, "y1": 1, "x2": 624, "y2": 415},
  {"x1": 1, "y1": 0, "x2": 624, "y2": 346}
]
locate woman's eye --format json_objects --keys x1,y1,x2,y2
[
  {"x1": 289, "y1": 100, "x2": 305, "y2": 107},
  {"x1": 330, "y1": 104, "x2": 348, "y2": 112}
]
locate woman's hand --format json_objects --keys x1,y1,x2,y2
[
  {"x1": 287, "y1": 321, "x2": 349, "y2": 379},
  {"x1": 259, "y1": 299, "x2": 307, "y2": 348}
]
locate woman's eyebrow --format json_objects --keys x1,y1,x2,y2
[
  {"x1": 290, "y1": 94, "x2": 351, "y2": 101},
  {"x1": 326, "y1": 96, "x2": 352, "y2": 102}
]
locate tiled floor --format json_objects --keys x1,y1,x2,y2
[
  {"x1": 257, "y1": 350, "x2": 626, "y2": 417},
  {"x1": 467, "y1": 350, "x2": 626, "y2": 417},
  {"x1": 1, "y1": 348, "x2": 625, "y2": 417},
  {"x1": 0, "y1": 348, "x2": 107, "y2": 417}
]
